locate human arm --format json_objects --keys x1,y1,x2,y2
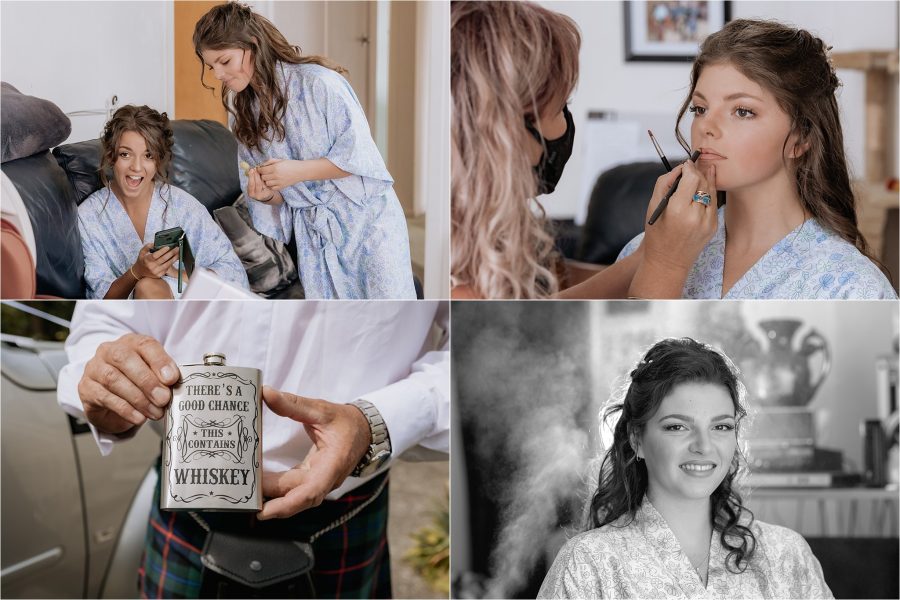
[
  {"x1": 256, "y1": 158, "x2": 351, "y2": 190},
  {"x1": 101, "y1": 244, "x2": 179, "y2": 299},
  {"x1": 555, "y1": 162, "x2": 716, "y2": 299},
  {"x1": 555, "y1": 249, "x2": 643, "y2": 299},
  {"x1": 238, "y1": 147, "x2": 293, "y2": 244},
  {"x1": 629, "y1": 161, "x2": 718, "y2": 298},
  {"x1": 57, "y1": 302, "x2": 180, "y2": 454},
  {"x1": 258, "y1": 302, "x2": 450, "y2": 519}
]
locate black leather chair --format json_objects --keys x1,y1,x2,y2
[
  {"x1": 575, "y1": 161, "x2": 666, "y2": 265},
  {"x1": 2, "y1": 118, "x2": 244, "y2": 298}
]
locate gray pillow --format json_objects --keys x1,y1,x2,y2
[
  {"x1": 213, "y1": 195, "x2": 303, "y2": 298},
  {"x1": 1, "y1": 82, "x2": 71, "y2": 163}
]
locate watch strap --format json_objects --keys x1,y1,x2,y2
[{"x1": 349, "y1": 400, "x2": 391, "y2": 477}]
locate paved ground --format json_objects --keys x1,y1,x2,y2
[{"x1": 388, "y1": 460, "x2": 449, "y2": 599}]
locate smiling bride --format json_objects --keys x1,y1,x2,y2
[{"x1": 538, "y1": 338, "x2": 832, "y2": 599}]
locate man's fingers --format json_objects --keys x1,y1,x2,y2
[
  {"x1": 262, "y1": 466, "x2": 308, "y2": 500},
  {"x1": 258, "y1": 481, "x2": 329, "y2": 520},
  {"x1": 81, "y1": 378, "x2": 147, "y2": 427},
  {"x1": 125, "y1": 334, "x2": 180, "y2": 387},
  {"x1": 262, "y1": 386, "x2": 329, "y2": 424},
  {"x1": 102, "y1": 366, "x2": 165, "y2": 419},
  {"x1": 97, "y1": 335, "x2": 178, "y2": 409}
]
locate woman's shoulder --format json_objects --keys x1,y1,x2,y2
[
  {"x1": 560, "y1": 520, "x2": 640, "y2": 556},
  {"x1": 750, "y1": 519, "x2": 815, "y2": 559},
  {"x1": 79, "y1": 186, "x2": 113, "y2": 213},
  {"x1": 799, "y1": 219, "x2": 897, "y2": 298},
  {"x1": 281, "y1": 61, "x2": 346, "y2": 89},
  {"x1": 158, "y1": 183, "x2": 202, "y2": 207}
]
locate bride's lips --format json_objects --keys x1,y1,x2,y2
[
  {"x1": 698, "y1": 148, "x2": 726, "y2": 160},
  {"x1": 680, "y1": 461, "x2": 718, "y2": 477}
]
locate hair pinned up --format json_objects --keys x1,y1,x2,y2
[
  {"x1": 193, "y1": 1, "x2": 346, "y2": 151},
  {"x1": 674, "y1": 18, "x2": 889, "y2": 280},
  {"x1": 99, "y1": 104, "x2": 175, "y2": 218},
  {"x1": 587, "y1": 338, "x2": 757, "y2": 573}
]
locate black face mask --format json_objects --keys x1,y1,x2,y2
[{"x1": 525, "y1": 104, "x2": 575, "y2": 195}]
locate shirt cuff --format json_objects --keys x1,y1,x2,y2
[{"x1": 358, "y1": 358, "x2": 448, "y2": 461}]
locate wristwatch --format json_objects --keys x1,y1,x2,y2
[{"x1": 349, "y1": 400, "x2": 392, "y2": 477}]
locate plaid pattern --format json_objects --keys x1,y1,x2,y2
[{"x1": 139, "y1": 464, "x2": 391, "y2": 599}]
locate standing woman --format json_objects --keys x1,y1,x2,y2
[
  {"x1": 193, "y1": 2, "x2": 415, "y2": 299},
  {"x1": 538, "y1": 338, "x2": 832, "y2": 599}
]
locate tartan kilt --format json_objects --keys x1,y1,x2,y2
[{"x1": 138, "y1": 462, "x2": 391, "y2": 599}]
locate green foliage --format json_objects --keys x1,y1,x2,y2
[
  {"x1": 0, "y1": 301, "x2": 74, "y2": 341},
  {"x1": 405, "y1": 486, "x2": 449, "y2": 593}
]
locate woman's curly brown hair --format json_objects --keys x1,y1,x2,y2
[
  {"x1": 98, "y1": 104, "x2": 175, "y2": 215},
  {"x1": 586, "y1": 338, "x2": 757, "y2": 574}
]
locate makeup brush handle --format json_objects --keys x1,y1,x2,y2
[
  {"x1": 647, "y1": 150, "x2": 701, "y2": 226},
  {"x1": 647, "y1": 178, "x2": 681, "y2": 225}
]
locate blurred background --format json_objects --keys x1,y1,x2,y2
[
  {"x1": 527, "y1": 1, "x2": 899, "y2": 292},
  {"x1": 0, "y1": 0, "x2": 448, "y2": 298},
  {"x1": 0, "y1": 301, "x2": 448, "y2": 598},
  {"x1": 452, "y1": 300, "x2": 899, "y2": 599}
]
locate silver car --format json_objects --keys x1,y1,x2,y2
[{"x1": 1, "y1": 303, "x2": 159, "y2": 598}]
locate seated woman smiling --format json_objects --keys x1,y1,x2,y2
[
  {"x1": 78, "y1": 105, "x2": 249, "y2": 299},
  {"x1": 538, "y1": 338, "x2": 832, "y2": 599},
  {"x1": 617, "y1": 19, "x2": 896, "y2": 299}
]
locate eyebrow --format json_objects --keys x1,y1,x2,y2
[
  {"x1": 692, "y1": 91, "x2": 764, "y2": 102},
  {"x1": 658, "y1": 413, "x2": 735, "y2": 422}
]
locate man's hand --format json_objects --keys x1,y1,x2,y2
[
  {"x1": 77, "y1": 334, "x2": 180, "y2": 435},
  {"x1": 258, "y1": 386, "x2": 372, "y2": 520}
]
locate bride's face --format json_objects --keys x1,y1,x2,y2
[
  {"x1": 689, "y1": 62, "x2": 803, "y2": 193},
  {"x1": 635, "y1": 382, "x2": 737, "y2": 504}
]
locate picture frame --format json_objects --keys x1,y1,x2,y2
[{"x1": 624, "y1": 1, "x2": 731, "y2": 62}]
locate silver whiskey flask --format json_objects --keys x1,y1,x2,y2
[{"x1": 161, "y1": 353, "x2": 262, "y2": 511}]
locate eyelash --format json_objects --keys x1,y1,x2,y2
[
  {"x1": 118, "y1": 152, "x2": 153, "y2": 159},
  {"x1": 689, "y1": 105, "x2": 757, "y2": 119},
  {"x1": 663, "y1": 423, "x2": 735, "y2": 432}
]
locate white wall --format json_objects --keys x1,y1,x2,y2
[
  {"x1": 542, "y1": 1, "x2": 899, "y2": 219},
  {"x1": 1, "y1": 1, "x2": 173, "y2": 145}
]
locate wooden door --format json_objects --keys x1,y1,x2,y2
[
  {"x1": 324, "y1": 2, "x2": 371, "y2": 119},
  {"x1": 174, "y1": 0, "x2": 227, "y2": 123}
]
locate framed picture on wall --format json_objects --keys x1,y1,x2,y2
[{"x1": 624, "y1": 1, "x2": 731, "y2": 62}]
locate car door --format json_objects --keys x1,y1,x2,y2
[{"x1": 1, "y1": 339, "x2": 87, "y2": 598}]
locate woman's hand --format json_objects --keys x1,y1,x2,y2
[
  {"x1": 628, "y1": 161, "x2": 718, "y2": 298},
  {"x1": 133, "y1": 244, "x2": 179, "y2": 280},
  {"x1": 256, "y1": 159, "x2": 305, "y2": 191},
  {"x1": 258, "y1": 158, "x2": 350, "y2": 188},
  {"x1": 642, "y1": 160, "x2": 718, "y2": 273},
  {"x1": 247, "y1": 167, "x2": 283, "y2": 205}
]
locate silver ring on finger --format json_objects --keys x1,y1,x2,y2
[{"x1": 692, "y1": 190, "x2": 712, "y2": 206}]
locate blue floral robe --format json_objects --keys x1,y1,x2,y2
[
  {"x1": 78, "y1": 184, "x2": 249, "y2": 299},
  {"x1": 539, "y1": 498, "x2": 833, "y2": 599},
  {"x1": 238, "y1": 62, "x2": 415, "y2": 299},
  {"x1": 618, "y1": 208, "x2": 897, "y2": 299}
]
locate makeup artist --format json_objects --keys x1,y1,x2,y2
[{"x1": 451, "y1": 0, "x2": 717, "y2": 300}]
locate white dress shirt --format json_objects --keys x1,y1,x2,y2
[{"x1": 57, "y1": 300, "x2": 449, "y2": 498}]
